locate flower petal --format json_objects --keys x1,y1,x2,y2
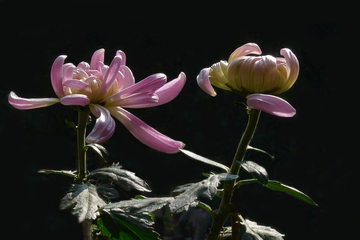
[
  {"x1": 247, "y1": 94, "x2": 296, "y2": 117},
  {"x1": 98, "y1": 56, "x2": 122, "y2": 98},
  {"x1": 108, "y1": 106, "x2": 185, "y2": 153},
  {"x1": 90, "y1": 49, "x2": 105, "y2": 70},
  {"x1": 144, "y1": 72, "x2": 186, "y2": 107},
  {"x1": 8, "y1": 91, "x2": 59, "y2": 110},
  {"x1": 228, "y1": 43, "x2": 262, "y2": 63},
  {"x1": 197, "y1": 68, "x2": 217, "y2": 97},
  {"x1": 103, "y1": 73, "x2": 166, "y2": 106},
  {"x1": 86, "y1": 104, "x2": 116, "y2": 143},
  {"x1": 60, "y1": 94, "x2": 90, "y2": 106},
  {"x1": 280, "y1": 48, "x2": 299, "y2": 91},
  {"x1": 106, "y1": 93, "x2": 159, "y2": 108},
  {"x1": 116, "y1": 50, "x2": 126, "y2": 65},
  {"x1": 118, "y1": 65, "x2": 135, "y2": 90},
  {"x1": 51, "y1": 55, "x2": 67, "y2": 98}
]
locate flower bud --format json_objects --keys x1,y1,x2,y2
[{"x1": 205, "y1": 43, "x2": 299, "y2": 95}]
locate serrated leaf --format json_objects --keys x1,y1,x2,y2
[
  {"x1": 266, "y1": 180, "x2": 318, "y2": 206},
  {"x1": 170, "y1": 173, "x2": 237, "y2": 213},
  {"x1": 60, "y1": 183, "x2": 107, "y2": 222},
  {"x1": 96, "y1": 184, "x2": 119, "y2": 200},
  {"x1": 180, "y1": 149, "x2": 230, "y2": 172},
  {"x1": 245, "y1": 219, "x2": 285, "y2": 240},
  {"x1": 88, "y1": 164, "x2": 151, "y2": 192},
  {"x1": 38, "y1": 169, "x2": 77, "y2": 178},
  {"x1": 100, "y1": 209, "x2": 160, "y2": 240},
  {"x1": 240, "y1": 161, "x2": 269, "y2": 184},
  {"x1": 101, "y1": 196, "x2": 174, "y2": 213}
]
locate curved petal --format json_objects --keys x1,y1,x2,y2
[
  {"x1": 228, "y1": 43, "x2": 262, "y2": 63},
  {"x1": 51, "y1": 55, "x2": 67, "y2": 98},
  {"x1": 105, "y1": 93, "x2": 159, "y2": 108},
  {"x1": 60, "y1": 94, "x2": 90, "y2": 106},
  {"x1": 98, "y1": 56, "x2": 122, "y2": 98},
  {"x1": 116, "y1": 50, "x2": 126, "y2": 65},
  {"x1": 197, "y1": 68, "x2": 217, "y2": 97},
  {"x1": 90, "y1": 49, "x2": 105, "y2": 70},
  {"x1": 108, "y1": 106, "x2": 185, "y2": 153},
  {"x1": 247, "y1": 94, "x2": 296, "y2": 117},
  {"x1": 8, "y1": 91, "x2": 59, "y2": 110},
  {"x1": 103, "y1": 73, "x2": 166, "y2": 106},
  {"x1": 143, "y1": 72, "x2": 186, "y2": 107},
  {"x1": 118, "y1": 65, "x2": 135, "y2": 90},
  {"x1": 121, "y1": 73, "x2": 167, "y2": 96},
  {"x1": 280, "y1": 48, "x2": 299, "y2": 90},
  {"x1": 86, "y1": 104, "x2": 116, "y2": 143}
]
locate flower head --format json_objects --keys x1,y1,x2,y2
[
  {"x1": 9, "y1": 49, "x2": 186, "y2": 153},
  {"x1": 197, "y1": 43, "x2": 298, "y2": 117}
]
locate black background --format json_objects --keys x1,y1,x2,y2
[{"x1": 0, "y1": 1, "x2": 356, "y2": 240}]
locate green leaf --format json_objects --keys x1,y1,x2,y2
[
  {"x1": 240, "y1": 161, "x2": 269, "y2": 184},
  {"x1": 60, "y1": 182, "x2": 109, "y2": 222},
  {"x1": 100, "y1": 209, "x2": 160, "y2": 240},
  {"x1": 266, "y1": 180, "x2": 318, "y2": 206},
  {"x1": 88, "y1": 163, "x2": 151, "y2": 192},
  {"x1": 86, "y1": 143, "x2": 109, "y2": 160},
  {"x1": 101, "y1": 196, "x2": 174, "y2": 213},
  {"x1": 38, "y1": 169, "x2": 77, "y2": 178},
  {"x1": 245, "y1": 219, "x2": 285, "y2": 240},
  {"x1": 247, "y1": 146, "x2": 275, "y2": 159},
  {"x1": 170, "y1": 173, "x2": 237, "y2": 213},
  {"x1": 179, "y1": 149, "x2": 230, "y2": 172}
]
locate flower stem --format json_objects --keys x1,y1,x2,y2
[
  {"x1": 208, "y1": 109, "x2": 261, "y2": 240},
  {"x1": 76, "y1": 106, "x2": 92, "y2": 240},
  {"x1": 77, "y1": 107, "x2": 91, "y2": 182}
]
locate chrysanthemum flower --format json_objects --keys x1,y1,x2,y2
[
  {"x1": 197, "y1": 43, "x2": 298, "y2": 117},
  {"x1": 9, "y1": 49, "x2": 186, "y2": 153}
]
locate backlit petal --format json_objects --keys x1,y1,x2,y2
[
  {"x1": 98, "y1": 56, "x2": 122, "y2": 98},
  {"x1": 145, "y1": 72, "x2": 186, "y2": 107},
  {"x1": 197, "y1": 68, "x2": 217, "y2": 97},
  {"x1": 8, "y1": 91, "x2": 59, "y2": 110},
  {"x1": 51, "y1": 55, "x2": 67, "y2": 98},
  {"x1": 228, "y1": 43, "x2": 262, "y2": 63},
  {"x1": 247, "y1": 94, "x2": 296, "y2": 117},
  {"x1": 60, "y1": 94, "x2": 90, "y2": 106},
  {"x1": 280, "y1": 48, "x2": 299, "y2": 91},
  {"x1": 86, "y1": 104, "x2": 116, "y2": 143},
  {"x1": 108, "y1": 106, "x2": 185, "y2": 153},
  {"x1": 90, "y1": 49, "x2": 105, "y2": 70}
]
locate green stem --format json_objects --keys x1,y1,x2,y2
[
  {"x1": 76, "y1": 107, "x2": 92, "y2": 240},
  {"x1": 77, "y1": 107, "x2": 91, "y2": 182},
  {"x1": 208, "y1": 109, "x2": 261, "y2": 240}
]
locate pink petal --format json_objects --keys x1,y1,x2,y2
[
  {"x1": 108, "y1": 106, "x2": 185, "y2": 153},
  {"x1": 8, "y1": 91, "x2": 59, "y2": 110},
  {"x1": 118, "y1": 65, "x2": 135, "y2": 90},
  {"x1": 98, "y1": 56, "x2": 122, "y2": 98},
  {"x1": 280, "y1": 48, "x2": 299, "y2": 86},
  {"x1": 246, "y1": 94, "x2": 296, "y2": 117},
  {"x1": 90, "y1": 49, "x2": 105, "y2": 70},
  {"x1": 116, "y1": 50, "x2": 126, "y2": 65},
  {"x1": 197, "y1": 68, "x2": 217, "y2": 97},
  {"x1": 86, "y1": 104, "x2": 116, "y2": 143},
  {"x1": 103, "y1": 73, "x2": 166, "y2": 106},
  {"x1": 63, "y1": 79, "x2": 90, "y2": 90},
  {"x1": 51, "y1": 55, "x2": 67, "y2": 98},
  {"x1": 147, "y1": 72, "x2": 186, "y2": 107},
  {"x1": 60, "y1": 94, "x2": 90, "y2": 106},
  {"x1": 106, "y1": 93, "x2": 159, "y2": 108},
  {"x1": 228, "y1": 43, "x2": 262, "y2": 63}
]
